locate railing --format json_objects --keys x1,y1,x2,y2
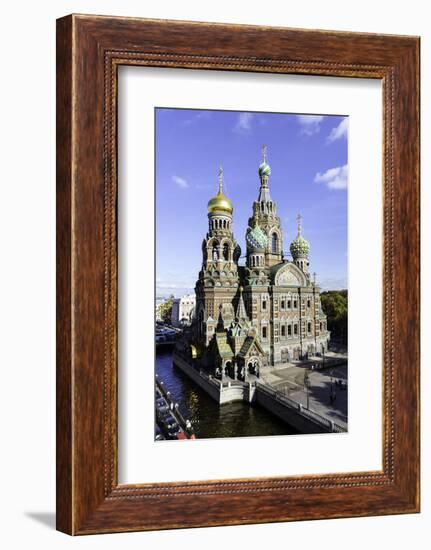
[
  {"x1": 198, "y1": 369, "x2": 223, "y2": 389},
  {"x1": 155, "y1": 376, "x2": 195, "y2": 438},
  {"x1": 255, "y1": 382, "x2": 345, "y2": 433}
]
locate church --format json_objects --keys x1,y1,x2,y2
[{"x1": 179, "y1": 146, "x2": 330, "y2": 381}]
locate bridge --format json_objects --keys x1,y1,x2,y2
[{"x1": 155, "y1": 325, "x2": 178, "y2": 348}]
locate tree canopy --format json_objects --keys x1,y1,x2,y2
[
  {"x1": 320, "y1": 290, "x2": 348, "y2": 345},
  {"x1": 158, "y1": 295, "x2": 175, "y2": 324}
]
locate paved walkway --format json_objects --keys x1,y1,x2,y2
[{"x1": 260, "y1": 357, "x2": 348, "y2": 430}]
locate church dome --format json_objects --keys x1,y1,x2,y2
[
  {"x1": 208, "y1": 165, "x2": 233, "y2": 215},
  {"x1": 290, "y1": 214, "x2": 310, "y2": 259},
  {"x1": 258, "y1": 144, "x2": 271, "y2": 178},
  {"x1": 290, "y1": 234, "x2": 310, "y2": 258},
  {"x1": 258, "y1": 161, "x2": 271, "y2": 178},
  {"x1": 207, "y1": 191, "x2": 233, "y2": 215},
  {"x1": 246, "y1": 225, "x2": 268, "y2": 251}
]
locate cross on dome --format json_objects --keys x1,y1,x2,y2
[
  {"x1": 297, "y1": 213, "x2": 302, "y2": 236},
  {"x1": 207, "y1": 164, "x2": 233, "y2": 215},
  {"x1": 218, "y1": 164, "x2": 224, "y2": 193}
]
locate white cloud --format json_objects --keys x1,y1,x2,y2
[
  {"x1": 234, "y1": 112, "x2": 254, "y2": 133},
  {"x1": 326, "y1": 118, "x2": 348, "y2": 144},
  {"x1": 172, "y1": 175, "x2": 189, "y2": 189},
  {"x1": 314, "y1": 164, "x2": 348, "y2": 190},
  {"x1": 296, "y1": 114, "x2": 324, "y2": 136},
  {"x1": 182, "y1": 111, "x2": 211, "y2": 126}
]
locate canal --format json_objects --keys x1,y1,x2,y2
[{"x1": 156, "y1": 349, "x2": 299, "y2": 439}]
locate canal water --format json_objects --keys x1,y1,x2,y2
[{"x1": 156, "y1": 349, "x2": 298, "y2": 439}]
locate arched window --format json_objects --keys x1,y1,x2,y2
[
  {"x1": 212, "y1": 241, "x2": 219, "y2": 261},
  {"x1": 223, "y1": 243, "x2": 229, "y2": 261},
  {"x1": 271, "y1": 232, "x2": 278, "y2": 254}
]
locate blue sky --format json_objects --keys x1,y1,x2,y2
[{"x1": 155, "y1": 108, "x2": 348, "y2": 297}]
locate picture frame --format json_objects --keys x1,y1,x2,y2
[{"x1": 56, "y1": 14, "x2": 420, "y2": 534}]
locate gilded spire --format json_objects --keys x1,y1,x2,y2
[
  {"x1": 218, "y1": 164, "x2": 224, "y2": 194},
  {"x1": 207, "y1": 164, "x2": 233, "y2": 215}
]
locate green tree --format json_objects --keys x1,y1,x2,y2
[
  {"x1": 320, "y1": 290, "x2": 348, "y2": 345},
  {"x1": 158, "y1": 295, "x2": 174, "y2": 324}
]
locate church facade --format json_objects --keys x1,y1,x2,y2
[{"x1": 180, "y1": 147, "x2": 330, "y2": 380}]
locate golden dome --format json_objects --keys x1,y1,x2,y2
[
  {"x1": 207, "y1": 165, "x2": 233, "y2": 215},
  {"x1": 207, "y1": 191, "x2": 233, "y2": 215}
]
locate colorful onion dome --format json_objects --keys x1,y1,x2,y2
[
  {"x1": 246, "y1": 224, "x2": 268, "y2": 251},
  {"x1": 290, "y1": 235, "x2": 310, "y2": 258},
  {"x1": 258, "y1": 144, "x2": 271, "y2": 178},
  {"x1": 258, "y1": 161, "x2": 271, "y2": 178},
  {"x1": 207, "y1": 165, "x2": 233, "y2": 215},
  {"x1": 290, "y1": 214, "x2": 310, "y2": 258}
]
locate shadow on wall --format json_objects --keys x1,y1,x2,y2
[{"x1": 25, "y1": 512, "x2": 56, "y2": 530}]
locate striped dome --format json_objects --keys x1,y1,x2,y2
[
  {"x1": 246, "y1": 225, "x2": 268, "y2": 251},
  {"x1": 258, "y1": 161, "x2": 271, "y2": 178}
]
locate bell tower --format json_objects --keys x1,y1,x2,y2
[
  {"x1": 248, "y1": 145, "x2": 284, "y2": 267},
  {"x1": 202, "y1": 166, "x2": 240, "y2": 272},
  {"x1": 194, "y1": 166, "x2": 240, "y2": 346}
]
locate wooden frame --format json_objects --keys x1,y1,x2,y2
[{"x1": 56, "y1": 14, "x2": 420, "y2": 535}]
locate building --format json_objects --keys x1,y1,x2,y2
[
  {"x1": 178, "y1": 147, "x2": 330, "y2": 380},
  {"x1": 171, "y1": 294, "x2": 196, "y2": 327}
]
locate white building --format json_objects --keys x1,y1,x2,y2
[{"x1": 171, "y1": 294, "x2": 196, "y2": 327}]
